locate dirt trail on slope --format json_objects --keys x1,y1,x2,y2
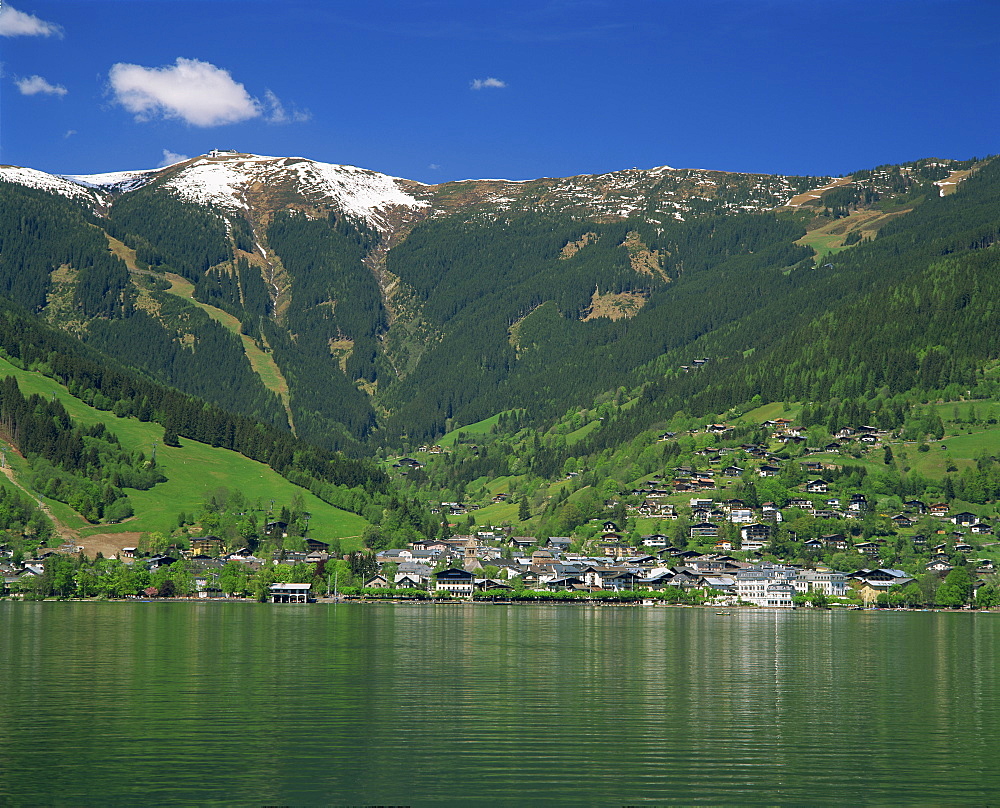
[
  {"x1": 1, "y1": 460, "x2": 144, "y2": 558},
  {"x1": 0, "y1": 463, "x2": 78, "y2": 546}
]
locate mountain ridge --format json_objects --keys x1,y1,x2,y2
[{"x1": 0, "y1": 150, "x2": 988, "y2": 452}]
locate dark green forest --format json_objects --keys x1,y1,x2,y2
[{"x1": 1, "y1": 153, "x2": 998, "y2": 494}]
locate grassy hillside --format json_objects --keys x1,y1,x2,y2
[{"x1": 0, "y1": 356, "x2": 368, "y2": 548}]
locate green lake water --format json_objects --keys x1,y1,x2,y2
[{"x1": 1, "y1": 602, "x2": 998, "y2": 806}]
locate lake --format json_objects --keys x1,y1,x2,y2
[{"x1": 1, "y1": 602, "x2": 998, "y2": 806}]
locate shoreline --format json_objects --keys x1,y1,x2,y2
[{"x1": 2, "y1": 596, "x2": 994, "y2": 613}]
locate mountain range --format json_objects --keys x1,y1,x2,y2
[{"x1": 0, "y1": 149, "x2": 993, "y2": 459}]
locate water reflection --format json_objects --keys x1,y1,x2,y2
[{"x1": 0, "y1": 603, "x2": 998, "y2": 805}]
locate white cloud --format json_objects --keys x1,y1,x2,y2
[
  {"x1": 428, "y1": 163, "x2": 441, "y2": 170},
  {"x1": 109, "y1": 57, "x2": 261, "y2": 127},
  {"x1": 0, "y1": 5, "x2": 63, "y2": 37},
  {"x1": 64, "y1": 129, "x2": 77, "y2": 138},
  {"x1": 158, "y1": 149, "x2": 190, "y2": 167},
  {"x1": 263, "y1": 89, "x2": 310, "y2": 124},
  {"x1": 470, "y1": 77, "x2": 507, "y2": 90},
  {"x1": 16, "y1": 74, "x2": 67, "y2": 96}
]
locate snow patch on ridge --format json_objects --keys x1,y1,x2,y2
[
  {"x1": 162, "y1": 158, "x2": 248, "y2": 213},
  {"x1": 157, "y1": 154, "x2": 430, "y2": 230},
  {"x1": 289, "y1": 159, "x2": 430, "y2": 228},
  {"x1": 0, "y1": 165, "x2": 105, "y2": 206},
  {"x1": 65, "y1": 167, "x2": 162, "y2": 194}
]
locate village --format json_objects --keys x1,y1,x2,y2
[{"x1": 3, "y1": 414, "x2": 998, "y2": 608}]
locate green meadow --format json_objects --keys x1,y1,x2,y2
[{"x1": 0, "y1": 356, "x2": 368, "y2": 544}]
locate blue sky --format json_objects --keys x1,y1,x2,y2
[{"x1": 2, "y1": 0, "x2": 997, "y2": 182}]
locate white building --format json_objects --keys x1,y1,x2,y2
[
  {"x1": 794, "y1": 569, "x2": 847, "y2": 598},
  {"x1": 735, "y1": 564, "x2": 797, "y2": 608}
]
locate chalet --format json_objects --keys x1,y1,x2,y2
[
  {"x1": 740, "y1": 522, "x2": 771, "y2": 549},
  {"x1": 761, "y1": 502, "x2": 782, "y2": 522},
  {"x1": 579, "y1": 565, "x2": 621, "y2": 589},
  {"x1": 146, "y1": 554, "x2": 177, "y2": 570},
  {"x1": 853, "y1": 568, "x2": 912, "y2": 585},
  {"x1": 363, "y1": 575, "x2": 389, "y2": 588},
  {"x1": 668, "y1": 569, "x2": 707, "y2": 590},
  {"x1": 305, "y1": 538, "x2": 329, "y2": 553},
  {"x1": 904, "y1": 500, "x2": 927, "y2": 514},
  {"x1": 925, "y1": 558, "x2": 953, "y2": 574},
  {"x1": 723, "y1": 465, "x2": 745, "y2": 477},
  {"x1": 971, "y1": 522, "x2": 994, "y2": 535},
  {"x1": 802, "y1": 538, "x2": 824, "y2": 553},
  {"x1": 848, "y1": 494, "x2": 869, "y2": 513},
  {"x1": 951, "y1": 511, "x2": 978, "y2": 526},
  {"x1": 788, "y1": 498, "x2": 815, "y2": 513},
  {"x1": 713, "y1": 540, "x2": 734, "y2": 553},
  {"x1": 758, "y1": 464, "x2": 780, "y2": 478},
  {"x1": 605, "y1": 571, "x2": 646, "y2": 591},
  {"x1": 394, "y1": 572, "x2": 427, "y2": 588},
  {"x1": 891, "y1": 514, "x2": 914, "y2": 529},
  {"x1": 636, "y1": 500, "x2": 674, "y2": 518},
  {"x1": 641, "y1": 534, "x2": 669, "y2": 548},
  {"x1": 265, "y1": 520, "x2": 289, "y2": 537},
  {"x1": 929, "y1": 503, "x2": 950, "y2": 517},
  {"x1": 823, "y1": 534, "x2": 849, "y2": 551},
  {"x1": 530, "y1": 550, "x2": 558, "y2": 567},
  {"x1": 689, "y1": 498, "x2": 714, "y2": 509},
  {"x1": 690, "y1": 522, "x2": 719, "y2": 539},
  {"x1": 643, "y1": 570, "x2": 676, "y2": 590},
  {"x1": 805, "y1": 480, "x2": 828, "y2": 494},
  {"x1": 854, "y1": 541, "x2": 881, "y2": 557}
]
